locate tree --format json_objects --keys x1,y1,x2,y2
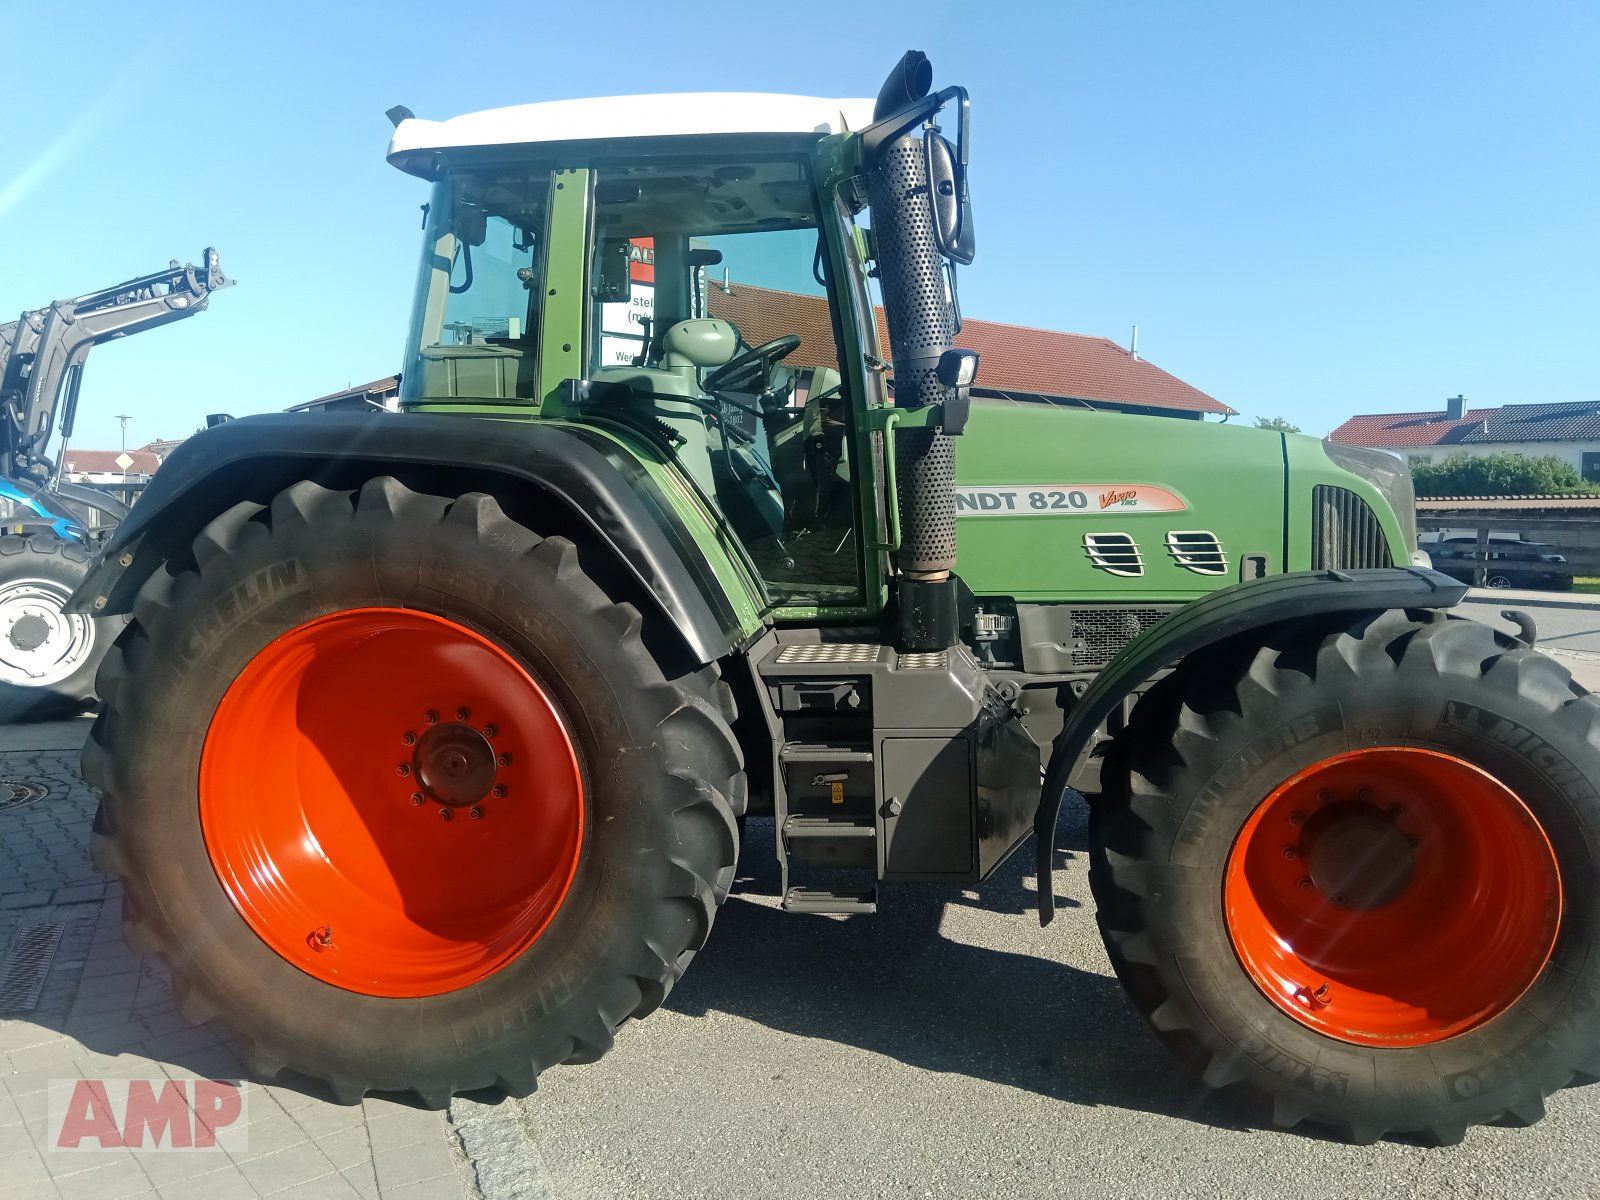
[
  {"x1": 1410, "y1": 452, "x2": 1594, "y2": 497},
  {"x1": 1253, "y1": 416, "x2": 1302, "y2": 433}
]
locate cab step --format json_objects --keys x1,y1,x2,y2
[{"x1": 783, "y1": 886, "x2": 878, "y2": 914}]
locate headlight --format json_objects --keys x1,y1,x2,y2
[{"x1": 1321, "y1": 440, "x2": 1417, "y2": 551}]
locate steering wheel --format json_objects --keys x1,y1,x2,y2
[{"x1": 702, "y1": 334, "x2": 801, "y2": 396}]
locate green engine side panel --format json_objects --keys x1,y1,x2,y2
[
  {"x1": 1280, "y1": 432, "x2": 1412, "y2": 572},
  {"x1": 952, "y1": 403, "x2": 1289, "y2": 602}
]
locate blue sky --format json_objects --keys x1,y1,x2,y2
[{"x1": 2, "y1": 1, "x2": 1595, "y2": 450}]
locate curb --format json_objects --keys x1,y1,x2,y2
[{"x1": 1458, "y1": 592, "x2": 1600, "y2": 614}]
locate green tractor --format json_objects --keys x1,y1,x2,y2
[{"x1": 79, "y1": 53, "x2": 1600, "y2": 1144}]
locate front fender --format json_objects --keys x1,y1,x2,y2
[
  {"x1": 1034, "y1": 566, "x2": 1466, "y2": 925},
  {"x1": 66, "y1": 412, "x2": 754, "y2": 666}
]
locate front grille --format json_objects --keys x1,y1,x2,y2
[
  {"x1": 1312, "y1": 485, "x2": 1393, "y2": 570},
  {"x1": 1084, "y1": 532, "x2": 1144, "y2": 576},
  {"x1": 1069, "y1": 607, "x2": 1175, "y2": 668}
]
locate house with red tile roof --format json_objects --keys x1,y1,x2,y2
[
  {"x1": 1330, "y1": 396, "x2": 1600, "y2": 483},
  {"x1": 703, "y1": 282, "x2": 1232, "y2": 419}
]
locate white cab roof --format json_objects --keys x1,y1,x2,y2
[{"x1": 388, "y1": 93, "x2": 877, "y2": 175}]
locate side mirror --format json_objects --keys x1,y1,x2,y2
[
  {"x1": 925, "y1": 132, "x2": 975, "y2": 265},
  {"x1": 593, "y1": 239, "x2": 632, "y2": 303}
]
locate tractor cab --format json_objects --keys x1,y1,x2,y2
[{"x1": 391, "y1": 94, "x2": 923, "y2": 614}]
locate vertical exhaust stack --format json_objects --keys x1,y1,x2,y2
[{"x1": 868, "y1": 52, "x2": 961, "y2": 652}]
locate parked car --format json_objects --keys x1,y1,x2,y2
[{"x1": 1424, "y1": 533, "x2": 1574, "y2": 590}]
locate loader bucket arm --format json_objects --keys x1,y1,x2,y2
[{"x1": 0, "y1": 249, "x2": 232, "y2": 482}]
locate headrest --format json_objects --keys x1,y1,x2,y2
[{"x1": 660, "y1": 319, "x2": 738, "y2": 369}]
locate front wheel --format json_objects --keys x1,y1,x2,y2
[
  {"x1": 0, "y1": 532, "x2": 117, "y2": 722},
  {"x1": 1091, "y1": 609, "x2": 1600, "y2": 1144},
  {"x1": 85, "y1": 478, "x2": 742, "y2": 1104}
]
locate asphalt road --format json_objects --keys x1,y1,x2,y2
[
  {"x1": 1459, "y1": 590, "x2": 1600, "y2": 662},
  {"x1": 482, "y1": 802, "x2": 1600, "y2": 1200}
]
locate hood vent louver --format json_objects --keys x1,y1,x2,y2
[
  {"x1": 1166, "y1": 530, "x2": 1229, "y2": 575},
  {"x1": 1084, "y1": 532, "x2": 1144, "y2": 576}
]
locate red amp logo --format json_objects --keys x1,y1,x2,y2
[{"x1": 48, "y1": 1078, "x2": 247, "y2": 1152}]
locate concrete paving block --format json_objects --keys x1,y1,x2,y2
[
  {"x1": 340, "y1": 1164, "x2": 380, "y2": 1200},
  {"x1": 0, "y1": 1138, "x2": 54, "y2": 1191},
  {"x1": 362, "y1": 1104, "x2": 440, "y2": 1149},
  {"x1": 49, "y1": 885, "x2": 106, "y2": 907},
  {"x1": 236, "y1": 1146, "x2": 341, "y2": 1195},
  {"x1": 0, "y1": 1018, "x2": 66, "y2": 1053},
  {"x1": 48, "y1": 1156, "x2": 150, "y2": 1200},
  {"x1": 370, "y1": 1138, "x2": 457, "y2": 1195},
  {"x1": 144, "y1": 1166, "x2": 258, "y2": 1200},
  {"x1": 0, "y1": 889, "x2": 54, "y2": 909},
  {"x1": 270, "y1": 1172, "x2": 364, "y2": 1198},
  {"x1": 135, "y1": 1026, "x2": 221, "y2": 1064},
  {"x1": 310, "y1": 1123, "x2": 375, "y2": 1172},
  {"x1": 127, "y1": 1144, "x2": 236, "y2": 1188},
  {"x1": 5, "y1": 1037, "x2": 84, "y2": 1075},
  {"x1": 379, "y1": 1177, "x2": 465, "y2": 1200},
  {"x1": 289, "y1": 1098, "x2": 369, "y2": 1140},
  {"x1": 67, "y1": 991, "x2": 135, "y2": 1020},
  {"x1": 231, "y1": 1109, "x2": 312, "y2": 1162}
]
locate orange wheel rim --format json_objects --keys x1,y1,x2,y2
[
  {"x1": 201, "y1": 609, "x2": 583, "y2": 997},
  {"x1": 1224, "y1": 747, "x2": 1561, "y2": 1046}
]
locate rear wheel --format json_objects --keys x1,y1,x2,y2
[
  {"x1": 86, "y1": 478, "x2": 743, "y2": 1104},
  {"x1": 1091, "y1": 609, "x2": 1600, "y2": 1143},
  {"x1": 0, "y1": 532, "x2": 116, "y2": 722}
]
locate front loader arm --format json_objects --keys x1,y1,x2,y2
[{"x1": 1, "y1": 249, "x2": 232, "y2": 482}]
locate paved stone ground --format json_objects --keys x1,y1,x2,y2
[{"x1": 0, "y1": 721, "x2": 474, "y2": 1200}]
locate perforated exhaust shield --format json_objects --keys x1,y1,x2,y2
[{"x1": 869, "y1": 132, "x2": 957, "y2": 577}]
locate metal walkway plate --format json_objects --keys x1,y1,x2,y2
[{"x1": 0, "y1": 922, "x2": 65, "y2": 1013}]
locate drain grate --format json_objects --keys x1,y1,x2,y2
[
  {"x1": 0, "y1": 777, "x2": 51, "y2": 812},
  {"x1": 0, "y1": 923, "x2": 65, "y2": 1013}
]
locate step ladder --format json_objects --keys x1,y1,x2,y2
[{"x1": 777, "y1": 742, "x2": 878, "y2": 914}]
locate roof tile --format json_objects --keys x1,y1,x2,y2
[{"x1": 705, "y1": 282, "x2": 1231, "y2": 415}]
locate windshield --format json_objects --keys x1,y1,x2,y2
[{"x1": 401, "y1": 168, "x2": 549, "y2": 405}]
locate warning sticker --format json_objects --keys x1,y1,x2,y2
[{"x1": 952, "y1": 484, "x2": 1188, "y2": 517}]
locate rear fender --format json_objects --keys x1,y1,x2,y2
[
  {"x1": 1034, "y1": 567, "x2": 1467, "y2": 925},
  {"x1": 67, "y1": 412, "x2": 751, "y2": 666}
]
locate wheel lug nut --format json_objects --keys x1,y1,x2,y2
[
  {"x1": 496, "y1": 753, "x2": 512, "y2": 767},
  {"x1": 1389, "y1": 804, "x2": 1407, "y2": 821},
  {"x1": 469, "y1": 806, "x2": 484, "y2": 820},
  {"x1": 1282, "y1": 846, "x2": 1298, "y2": 860},
  {"x1": 491, "y1": 785, "x2": 507, "y2": 799},
  {"x1": 1296, "y1": 877, "x2": 1314, "y2": 892},
  {"x1": 484, "y1": 723, "x2": 498, "y2": 738},
  {"x1": 1317, "y1": 790, "x2": 1333, "y2": 805},
  {"x1": 402, "y1": 731, "x2": 417, "y2": 746},
  {"x1": 440, "y1": 808, "x2": 453, "y2": 822},
  {"x1": 410, "y1": 792, "x2": 424, "y2": 806},
  {"x1": 1357, "y1": 787, "x2": 1374, "y2": 804},
  {"x1": 1332, "y1": 893, "x2": 1348, "y2": 907},
  {"x1": 456, "y1": 707, "x2": 471, "y2": 721},
  {"x1": 424, "y1": 710, "x2": 439, "y2": 725},
  {"x1": 1289, "y1": 811, "x2": 1305, "y2": 827},
  {"x1": 396, "y1": 763, "x2": 411, "y2": 777}
]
